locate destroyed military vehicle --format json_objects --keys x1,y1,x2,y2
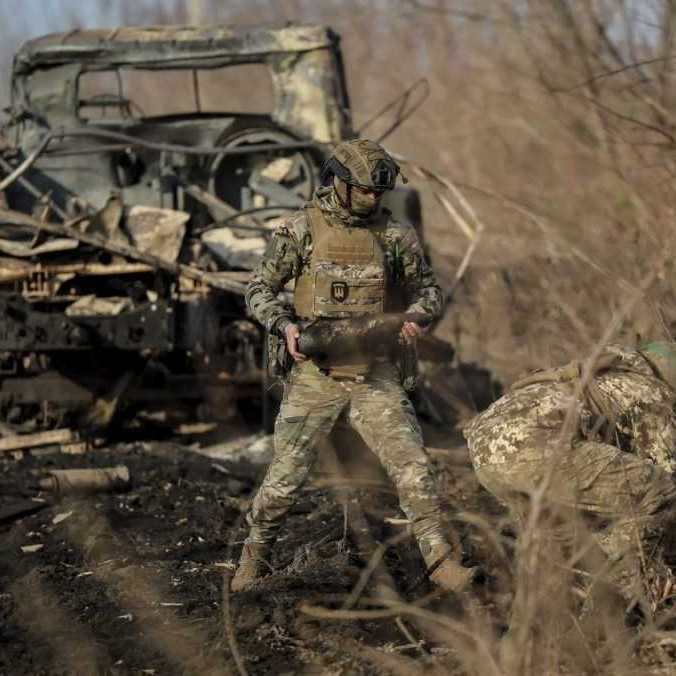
[{"x1": 0, "y1": 24, "x2": 430, "y2": 434}]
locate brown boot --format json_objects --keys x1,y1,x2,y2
[
  {"x1": 425, "y1": 544, "x2": 476, "y2": 594},
  {"x1": 230, "y1": 542, "x2": 271, "y2": 592}
]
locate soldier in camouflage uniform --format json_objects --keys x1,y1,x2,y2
[
  {"x1": 464, "y1": 343, "x2": 676, "y2": 605},
  {"x1": 231, "y1": 139, "x2": 474, "y2": 593}
]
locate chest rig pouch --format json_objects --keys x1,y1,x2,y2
[{"x1": 294, "y1": 207, "x2": 387, "y2": 375}]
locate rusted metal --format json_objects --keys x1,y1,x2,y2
[
  {"x1": 12, "y1": 25, "x2": 352, "y2": 147},
  {"x1": 0, "y1": 261, "x2": 248, "y2": 298},
  {"x1": 0, "y1": 428, "x2": 76, "y2": 453},
  {"x1": 0, "y1": 262, "x2": 153, "y2": 291},
  {"x1": 15, "y1": 24, "x2": 337, "y2": 68},
  {"x1": 0, "y1": 207, "x2": 248, "y2": 295},
  {"x1": 0, "y1": 155, "x2": 69, "y2": 220},
  {"x1": 38, "y1": 466, "x2": 130, "y2": 494},
  {"x1": 0, "y1": 23, "x2": 432, "y2": 436},
  {"x1": 41, "y1": 129, "x2": 320, "y2": 158}
]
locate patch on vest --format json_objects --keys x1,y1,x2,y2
[{"x1": 331, "y1": 281, "x2": 349, "y2": 302}]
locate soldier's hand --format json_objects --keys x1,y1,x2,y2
[
  {"x1": 285, "y1": 323, "x2": 307, "y2": 362},
  {"x1": 401, "y1": 321, "x2": 424, "y2": 344}
]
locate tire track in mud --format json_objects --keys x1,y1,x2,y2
[
  {"x1": 1, "y1": 438, "x2": 490, "y2": 675},
  {"x1": 58, "y1": 498, "x2": 235, "y2": 675},
  {"x1": 10, "y1": 567, "x2": 113, "y2": 675}
]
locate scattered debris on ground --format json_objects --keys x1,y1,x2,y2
[{"x1": 0, "y1": 423, "x2": 509, "y2": 676}]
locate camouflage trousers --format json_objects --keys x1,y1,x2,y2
[
  {"x1": 472, "y1": 440, "x2": 676, "y2": 599},
  {"x1": 245, "y1": 360, "x2": 448, "y2": 558}
]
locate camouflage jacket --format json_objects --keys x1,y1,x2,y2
[
  {"x1": 464, "y1": 345, "x2": 676, "y2": 473},
  {"x1": 246, "y1": 187, "x2": 444, "y2": 333}
]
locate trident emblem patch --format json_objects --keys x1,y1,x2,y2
[{"x1": 331, "y1": 281, "x2": 349, "y2": 302}]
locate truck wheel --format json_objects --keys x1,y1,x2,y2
[{"x1": 208, "y1": 124, "x2": 318, "y2": 221}]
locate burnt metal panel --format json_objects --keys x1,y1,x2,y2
[
  {"x1": 14, "y1": 24, "x2": 336, "y2": 74},
  {"x1": 0, "y1": 295, "x2": 173, "y2": 351}
]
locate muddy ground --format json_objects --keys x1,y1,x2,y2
[
  {"x1": 5, "y1": 404, "x2": 676, "y2": 676},
  {"x1": 0, "y1": 417, "x2": 511, "y2": 676}
]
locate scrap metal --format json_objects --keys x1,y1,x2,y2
[{"x1": 0, "y1": 23, "x2": 434, "y2": 436}]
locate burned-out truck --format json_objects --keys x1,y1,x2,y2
[{"x1": 0, "y1": 24, "x2": 427, "y2": 433}]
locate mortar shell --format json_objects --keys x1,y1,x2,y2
[
  {"x1": 38, "y1": 466, "x2": 130, "y2": 494},
  {"x1": 298, "y1": 312, "x2": 430, "y2": 358}
]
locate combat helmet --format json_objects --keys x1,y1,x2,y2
[
  {"x1": 639, "y1": 341, "x2": 676, "y2": 389},
  {"x1": 320, "y1": 138, "x2": 404, "y2": 192}
]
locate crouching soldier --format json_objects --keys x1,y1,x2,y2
[
  {"x1": 230, "y1": 139, "x2": 475, "y2": 593},
  {"x1": 464, "y1": 343, "x2": 676, "y2": 609}
]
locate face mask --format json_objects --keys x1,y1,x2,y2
[
  {"x1": 350, "y1": 188, "x2": 381, "y2": 216},
  {"x1": 334, "y1": 178, "x2": 382, "y2": 216}
]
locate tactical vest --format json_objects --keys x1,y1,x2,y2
[
  {"x1": 294, "y1": 206, "x2": 388, "y2": 377},
  {"x1": 294, "y1": 206, "x2": 387, "y2": 320}
]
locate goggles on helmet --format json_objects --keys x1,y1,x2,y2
[{"x1": 320, "y1": 155, "x2": 400, "y2": 191}]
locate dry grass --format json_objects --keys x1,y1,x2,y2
[
  {"x1": 279, "y1": 3, "x2": 676, "y2": 672},
  {"x1": 4, "y1": 1, "x2": 676, "y2": 674}
]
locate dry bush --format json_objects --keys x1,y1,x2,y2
[
  {"x1": 296, "y1": 3, "x2": 676, "y2": 673},
  {"x1": 403, "y1": 3, "x2": 676, "y2": 674},
  {"x1": 420, "y1": 1, "x2": 676, "y2": 379}
]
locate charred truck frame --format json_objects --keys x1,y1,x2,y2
[{"x1": 0, "y1": 24, "x2": 426, "y2": 433}]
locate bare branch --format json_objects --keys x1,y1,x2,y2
[
  {"x1": 402, "y1": 0, "x2": 492, "y2": 21},
  {"x1": 553, "y1": 57, "x2": 671, "y2": 93}
]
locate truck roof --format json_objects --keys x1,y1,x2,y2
[{"x1": 13, "y1": 23, "x2": 338, "y2": 74}]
